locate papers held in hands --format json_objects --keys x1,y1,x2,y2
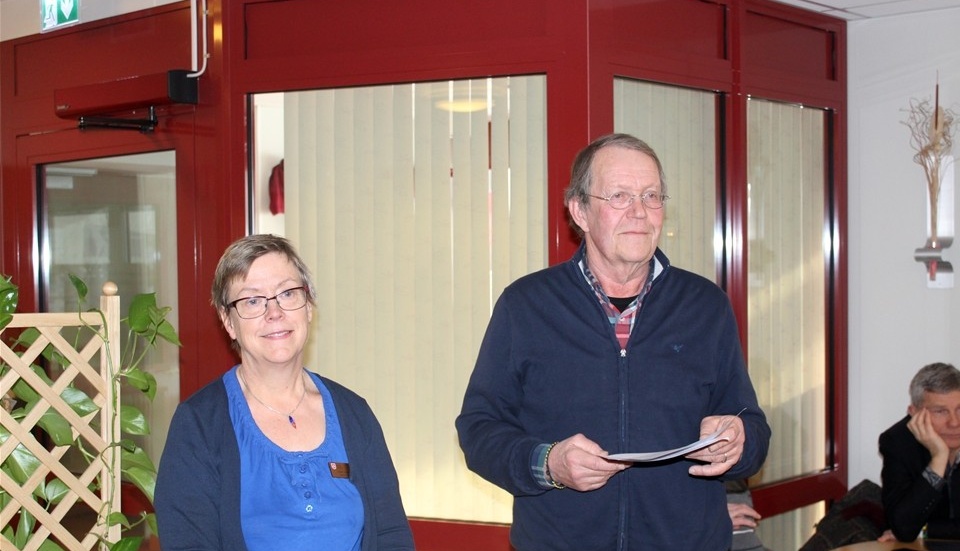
[{"x1": 606, "y1": 412, "x2": 739, "y2": 463}]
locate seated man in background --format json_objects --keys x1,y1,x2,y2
[{"x1": 880, "y1": 362, "x2": 960, "y2": 542}]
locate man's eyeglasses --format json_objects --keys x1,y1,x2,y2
[
  {"x1": 228, "y1": 286, "x2": 308, "y2": 319},
  {"x1": 587, "y1": 190, "x2": 670, "y2": 210}
]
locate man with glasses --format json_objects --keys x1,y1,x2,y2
[{"x1": 457, "y1": 133, "x2": 770, "y2": 550}]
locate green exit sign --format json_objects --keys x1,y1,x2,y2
[{"x1": 41, "y1": 0, "x2": 80, "y2": 33}]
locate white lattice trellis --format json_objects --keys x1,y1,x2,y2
[{"x1": 1, "y1": 284, "x2": 121, "y2": 551}]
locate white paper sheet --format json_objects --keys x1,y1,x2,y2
[{"x1": 606, "y1": 412, "x2": 740, "y2": 463}]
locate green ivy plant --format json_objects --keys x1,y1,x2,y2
[{"x1": 0, "y1": 274, "x2": 180, "y2": 551}]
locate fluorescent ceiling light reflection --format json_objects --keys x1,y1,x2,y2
[{"x1": 435, "y1": 99, "x2": 488, "y2": 113}]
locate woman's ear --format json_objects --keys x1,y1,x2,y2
[{"x1": 220, "y1": 308, "x2": 237, "y2": 340}]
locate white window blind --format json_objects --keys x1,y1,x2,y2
[
  {"x1": 747, "y1": 97, "x2": 828, "y2": 548},
  {"x1": 614, "y1": 78, "x2": 718, "y2": 281},
  {"x1": 282, "y1": 76, "x2": 547, "y2": 522}
]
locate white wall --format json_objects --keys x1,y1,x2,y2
[
  {"x1": 5, "y1": 0, "x2": 960, "y2": 495},
  {"x1": 847, "y1": 9, "x2": 960, "y2": 487},
  {"x1": 0, "y1": 0, "x2": 178, "y2": 41}
]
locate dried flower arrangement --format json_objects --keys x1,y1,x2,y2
[{"x1": 903, "y1": 81, "x2": 957, "y2": 249}]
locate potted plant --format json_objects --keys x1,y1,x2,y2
[{"x1": 0, "y1": 274, "x2": 180, "y2": 551}]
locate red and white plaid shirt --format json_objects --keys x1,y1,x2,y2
[{"x1": 578, "y1": 256, "x2": 655, "y2": 351}]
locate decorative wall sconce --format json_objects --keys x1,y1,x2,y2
[{"x1": 904, "y1": 80, "x2": 956, "y2": 288}]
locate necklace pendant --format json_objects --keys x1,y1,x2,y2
[{"x1": 288, "y1": 415, "x2": 297, "y2": 429}]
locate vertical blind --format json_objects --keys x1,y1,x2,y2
[
  {"x1": 615, "y1": 82, "x2": 830, "y2": 550},
  {"x1": 614, "y1": 78, "x2": 718, "y2": 281},
  {"x1": 283, "y1": 76, "x2": 547, "y2": 522},
  {"x1": 747, "y1": 98, "x2": 827, "y2": 548}
]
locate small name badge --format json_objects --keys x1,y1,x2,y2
[{"x1": 329, "y1": 462, "x2": 350, "y2": 478}]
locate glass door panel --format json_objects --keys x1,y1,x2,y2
[
  {"x1": 250, "y1": 76, "x2": 547, "y2": 523},
  {"x1": 39, "y1": 151, "x2": 180, "y2": 481},
  {"x1": 747, "y1": 98, "x2": 828, "y2": 549},
  {"x1": 614, "y1": 78, "x2": 719, "y2": 281}
]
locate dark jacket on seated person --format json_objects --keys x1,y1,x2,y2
[{"x1": 880, "y1": 415, "x2": 960, "y2": 541}]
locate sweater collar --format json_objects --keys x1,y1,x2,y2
[{"x1": 570, "y1": 242, "x2": 670, "y2": 284}]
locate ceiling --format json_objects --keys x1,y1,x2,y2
[{"x1": 770, "y1": 0, "x2": 960, "y2": 20}]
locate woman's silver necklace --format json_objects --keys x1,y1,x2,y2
[{"x1": 237, "y1": 369, "x2": 307, "y2": 429}]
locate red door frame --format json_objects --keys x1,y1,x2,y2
[{"x1": 1, "y1": 0, "x2": 847, "y2": 546}]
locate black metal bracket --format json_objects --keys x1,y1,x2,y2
[{"x1": 79, "y1": 106, "x2": 158, "y2": 132}]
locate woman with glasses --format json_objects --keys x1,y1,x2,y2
[{"x1": 156, "y1": 234, "x2": 414, "y2": 551}]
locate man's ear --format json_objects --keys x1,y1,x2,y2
[
  {"x1": 568, "y1": 198, "x2": 590, "y2": 234},
  {"x1": 908, "y1": 405, "x2": 918, "y2": 416}
]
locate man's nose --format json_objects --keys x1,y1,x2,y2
[
  {"x1": 948, "y1": 411, "x2": 960, "y2": 426},
  {"x1": 627, "y1": 197, "x2": 649, "y2": 217}
]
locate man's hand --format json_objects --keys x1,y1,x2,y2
[
  {"x1": 877, "y1": 529, "x2": 897, "y2": 542},
  {"x1": 907, "y1": 408, "x2": 950, "y2": 476},
  {"x1": 687, "y1": 415, "x2": 745, "y2": 477},
  {"x1": 727, "y1": 502, "x2": 761, "y2": 530},
  {"x1": 547, "y1": 434, "x2": 629, "y2": 491}
]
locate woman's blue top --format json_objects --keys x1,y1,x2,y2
[{"x1": 226, "y1": 366, "x2": 364, "y2": 551}]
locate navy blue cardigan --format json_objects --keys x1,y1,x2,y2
[
  {"x1": 155, "y1": 371, "x2": 414, "y2": 550},
  {"x1": 457, "y1": 246, "x2": 770, "y2": 551}
]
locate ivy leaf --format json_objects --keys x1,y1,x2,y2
[
  {"x1": 0, "y1": 274, "x2": 18, "y2": 331},
  {"x1": 15, "y1": 507, "x2": 35, "y2": 548},
  {"x1": 11, "y1": 374, "x2": 42, "y2": 404},
  {"x1": 126, "y1": 294, "x2": 182, "y2": 347},
  {"x1": 120, "y1": 404, "x2": 149, "y2": 436},
  {"x1": 37, "y1": 408, "x2": 75, "y2": 446},
  {"x1": 121, "y1": 444, "x2": 157, "y2": 473},
  {"x1": 38, "y1": 539, "x2": 67, "y2": 551},
  {"x1": 155, "y1": 318, "x2": 182, "y2": 347},
  {"x1": 1, "y1": 430, "x2": 42, "y2": 484},
  {"x1": 68, "y1": 273, "x2": 89, "y2": 304},
  {"x1": 123, "y1": 367, "x2": 157, "y2": 400},
  {"x1": 145, "y1": 512, "x2": 158, "y2": 535},
  {"x1": 122, "y1": 465, "x2": 157, "y2": 504},
  {"x1": 126, "y1": 293, "x2": 158, "y2": 335},
  {"x1": 106, "y1": 512, "x2": 132, "y2": 529},
  {"x1": 116, "y1": 438, "x2": 139, "y2": 453},
  {"x1": 10, "y1": 327, "x2": 41, "y2": 354},
  {"x1": 60, "y1": 385, "x2": 99, "y2": 417},
  {"x1": 43, "y1": 478, "x2": 71, "y2": 505},
  {"x1": 110, "y1": 536, "x2": 144, "y2": 551}
]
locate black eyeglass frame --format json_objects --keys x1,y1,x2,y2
[{"x1": 227, "y1": 286, "x2": 309, "y2": 319}]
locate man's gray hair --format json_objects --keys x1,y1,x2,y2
[
  {"x1": 563, "y1": 133, "x2": 667, "y2": 237},
  {"x1": 909, "y1": 362, "x2": 960, "y2": 407}
]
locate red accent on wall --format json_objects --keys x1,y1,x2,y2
[{"x1": 268, "y1": 160, "x2": 284, "y2": 215}]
